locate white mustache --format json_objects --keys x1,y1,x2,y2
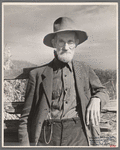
[{"x1": 60, "y1": 51, "x2": 72, "y2": 55}]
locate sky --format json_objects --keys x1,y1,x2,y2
[{"x1": 3, "y1": 3, "x2": 118, "y2": 70}]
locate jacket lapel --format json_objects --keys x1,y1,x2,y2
[
  {"x1": 73, "y1": 60, "x2": 87, "y2": 120},
  {"x1": 41, "y1": 61, "x2": 53, "y2": 106},
  {"x1": 41, "y1": 60, "x2": 87, "y2": 115}
]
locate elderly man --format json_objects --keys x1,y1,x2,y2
[{"x1": 18, "y1": 17, "x2": 109, "y2": 146}]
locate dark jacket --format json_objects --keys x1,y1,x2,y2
[{"x1": 18, "y1": 60, "x2": 109, "y2": 146}]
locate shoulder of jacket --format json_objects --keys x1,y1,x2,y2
[
  {"x1": 74, "y1": 60, "x2": 89, "y2": 68},
  {"x1": 29, "y1": 61, "x2": 53, "y2": 76},
  {"x1": 30, "y1": 66, "x2": 46, "y2": 74}
]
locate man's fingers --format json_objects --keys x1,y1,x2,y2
[
  {"x1": 86, "y1": 98, "x2": 101, "y2": 126},
  {"x1": 86, "y1": 108, "x2": 90, "y2": 125},
  {"x1": 91, "y1": 110, "x2": 95, "y2": 126},
  {"x1": 97, "y1": 110, "x2": 101, "y2": 122},
  {"x1": 94, "y1": 110, "x2": 99, "y2": 126},
  {"x1": 89, "y1": 109, "x2": 100, "y2": 126}
]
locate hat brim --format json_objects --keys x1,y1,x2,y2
[{"x1": 43, "y1": 30, "x2": 88, "y2": 48}]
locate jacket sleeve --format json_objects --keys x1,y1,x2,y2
[
  {"x1": 88, "y1": 66, "x2": 109, "y2": 109},
  {"x1": 18, "y1": 71, "x2": 36, "y2": 146}
]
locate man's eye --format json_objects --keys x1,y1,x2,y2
[
  {"x1": 58, "y1": 40, "x2": 64, "y2": 46},
  {"x1": 59, "y1": 40, "x2": 64, "y2": 43},
  {"x1": 68, "y1": 41, "x2": 74, "y2": 44},
  {"x1": 59, "y1": 39, "x2": 63, "y2": 42}
]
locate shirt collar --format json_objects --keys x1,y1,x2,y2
[{"x1": 53, "y1": 58, "x2": 73, "y2": 72}]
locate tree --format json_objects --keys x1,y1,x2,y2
[{"x1": 4, "y1": 45, "x2": 14, "y2": 70}]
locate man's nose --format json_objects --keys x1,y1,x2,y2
[{"x1": 64, "y1": 43, "x2": 69, "y2": 50}]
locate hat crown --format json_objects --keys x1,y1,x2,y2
[
  {"x1": 43, "y1": 17, "x2": 88, "y2": 48},
  {"x1": 53, "y1": 17, "x2": 75, "y2": 32}
]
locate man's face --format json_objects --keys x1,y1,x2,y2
[{"x1": 52, "y1": 31, "x2": 79, "y2": 63}]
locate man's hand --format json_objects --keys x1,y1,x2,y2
[{"x1": 86, "y1": 97, "x2": 101, "y2": 126}]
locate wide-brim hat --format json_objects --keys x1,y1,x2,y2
[{"x1": 43, "y1": 17, "x2": 88, "y2": 48}]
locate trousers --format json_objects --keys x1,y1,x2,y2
[{"x1": 37, "y1": 117, "x2": 88, "y2": 146}]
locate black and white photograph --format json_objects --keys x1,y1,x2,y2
[{"x1": 3, "y1": 2, "x2": 118, "y2": 147}]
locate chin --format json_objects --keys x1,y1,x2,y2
[{"x1": 57, "y1": 53, "x2": 74, "y2": 63}]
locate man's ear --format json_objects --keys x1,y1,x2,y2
[{"x1": 51, "y1": 39, "x2": 56, "y2": 48}]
